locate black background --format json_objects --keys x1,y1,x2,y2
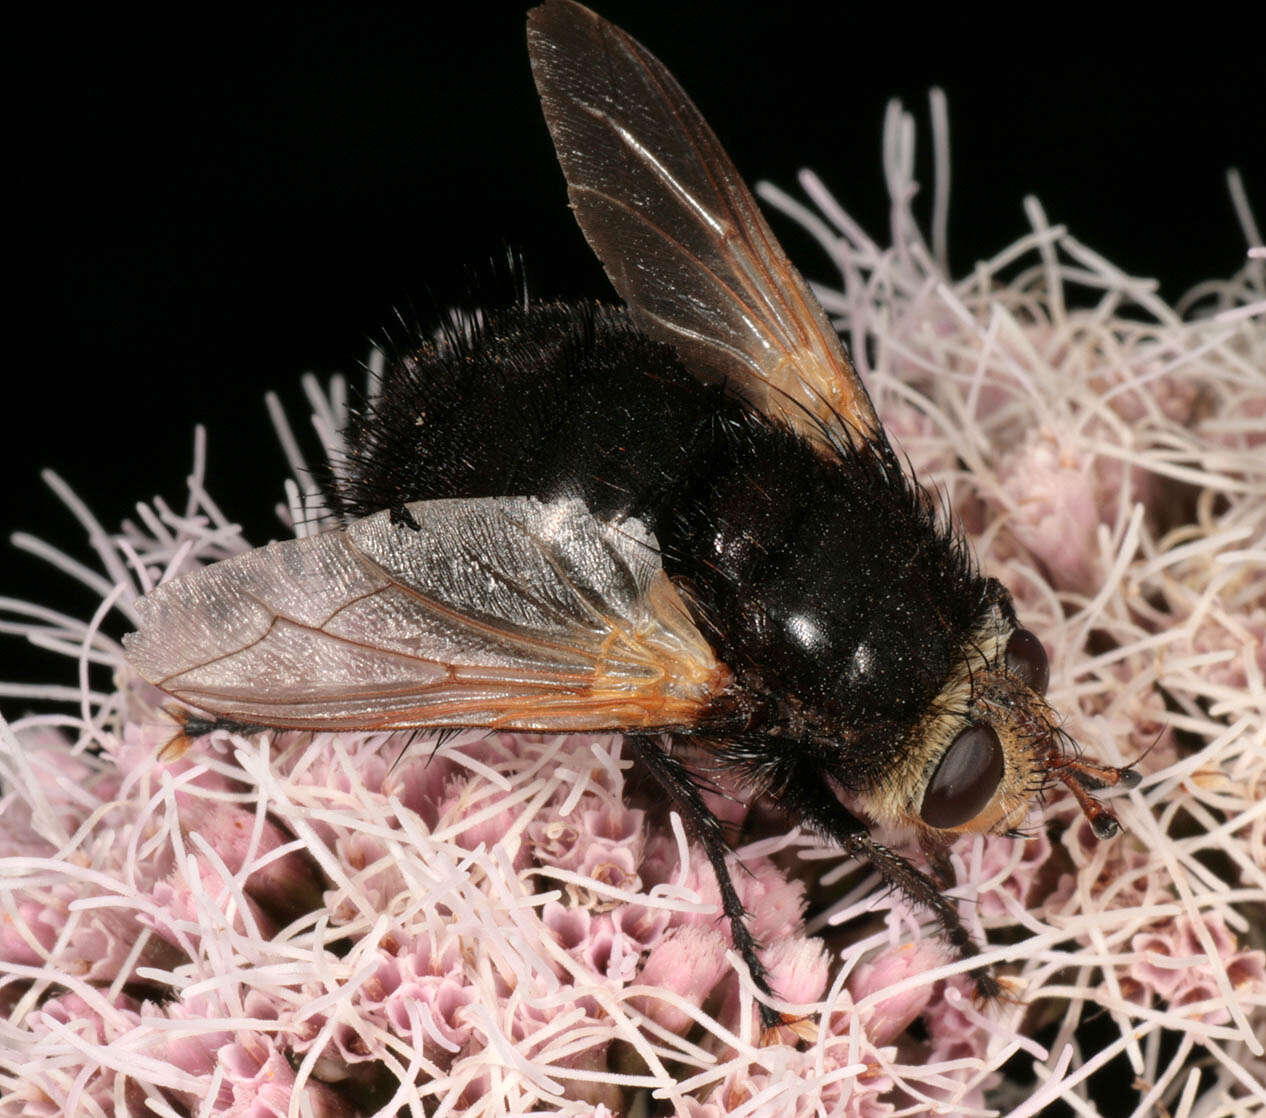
[{"x1": 7, "y1": 2, "x2": 1262, "y2": 698}]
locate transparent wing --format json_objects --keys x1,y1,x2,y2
[
  {"x1": 527, "y1": 0, "x2": 879, "y2": 451},
  {"x1": 125, "y1": 497, "x2": 728, "y2": 732}
]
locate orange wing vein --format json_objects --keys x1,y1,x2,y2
[
  {"x1": 125, "y1": 497, "x2": 729, "y2": 732},
  {"x1": 527, "y1": 0, "x2": 880, "y2": 451}
]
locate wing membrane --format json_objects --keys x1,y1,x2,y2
[
  {"x1": 527, "y1": 0, "x2": 879, "y2": 450},
  {"x1": 125, "y1": 497, "x2": 728, "y2": 732}
]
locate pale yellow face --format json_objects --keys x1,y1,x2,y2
[{"x1": 921, "y1": 671, "x2": 1053, "y2": 836}]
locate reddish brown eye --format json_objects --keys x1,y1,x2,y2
[
  {"x1": 1006, "y1": 628, "x2": 1049, "y2": 695},
  {"x1": 920, "y1": 724, "x2": 1004, "y2": 829}
]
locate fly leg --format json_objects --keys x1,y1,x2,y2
[
  {"x1": 157, "y1": 708, "x2": 267, "y2": 761},
  {"x1": 626, "y1": 735, "x2": 787, "y2": 1035},
  {"x1": 769, "y1": 760, "x2": 1001, "y2": 999}
]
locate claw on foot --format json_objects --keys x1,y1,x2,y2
[
  {"x1": 156, "y1": 705, "x2": 197, "y2": 762},
  {"x1": 155, "y1": 705, "x2": 263, "y2": 761},
  {"x1": 971, "y1": 969, "x2": 1024, "y2": 1008},
  {"x1": 759, "y1": 1011, "x2": 818, "y2": 1047}
]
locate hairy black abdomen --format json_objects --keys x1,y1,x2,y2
[{"x1": 326, "y1": 301, "x2": 720, "y2": 528}]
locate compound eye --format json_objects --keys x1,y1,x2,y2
[
  {"x1": 920, "y1": 724, "x2": 1004, "y2": 829},
  {"x1": 1006, "y1": 628, "x2": 1049, "y2": 695}
]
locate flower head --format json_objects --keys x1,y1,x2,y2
[{"x1": 4, "y1": 100, "x2": 1264, "y2": 1116}]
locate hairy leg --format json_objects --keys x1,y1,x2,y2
[
  {"x1": 769, "y1": 759, "x2": 1000, "y2": 998},
  {"x1": 626, "y1": 735, "x2": 787, "y2": 1033}
]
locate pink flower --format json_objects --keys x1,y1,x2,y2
[
  {"x1": 1129, "y1": 913, "x2": 1266, "y2": 1023},
  {"x1": 970, "y1": 829, "x2": 1053, "y2": 920},
  {"x1": 147, "y1": 854, "x2": 276, "y2": 943},
  {"x1": 437, "y1": 773, "x2": 533, "y2": 872},
  {"x1": 528, "y1": 816, "x2": 585, "y2": 870},
  {"x1": 612, "y1": 898, "x2": 671, "y2": 950},
  {"x1": 993, "y1": 428, "x2": 1103, "y2": 594},
  {"x1": 633, "y1": 925, "x2": 731, "y2": 1033},
  {"x1": 11, "y1": 998, "x2": 141, "y2": 1114},
  {"x1": 511, "y1": 1002, "x2": 622, "y2": 1111},
  {"x1": 849, "y1": 940, "x2": 948, "y2": 1045},
  {"x1": 220, "y1": 1031, "x2": 345, "y2": 1117},
  {"x1": 719, "y1": 935, "x2": 830, "y2": 1037},
  {"x1": 384, "y1": 972, "x2": 476, "y2": 1056},
  {"x1": 576, "y1": 842, "x2": 641, "y2": 899},
  {"x1": 670, "y1": 850, "x2": 804, "y2": 946},
  {"x1": 139, "y1": 996, "x2": 236, "y2": 1110},
  {"x1": 0, "y1": 895, "x2": 60, "y2": 967}
]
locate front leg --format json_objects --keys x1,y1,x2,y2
[
  {"x1": 769, "y1": 760, "x2": 1000, "y2": 999},
  {"x1": 626, "y1": 736, "x2": 788, "y2": 1035}
]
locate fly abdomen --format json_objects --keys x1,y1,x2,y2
[{"x1": 326, "y1": 299, "x2": 726, "y2": 531}]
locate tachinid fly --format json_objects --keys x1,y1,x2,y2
[{"x1": 124, "y1": 0, "x2": 1140, "y2": 1036}]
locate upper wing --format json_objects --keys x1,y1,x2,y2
[
  {"x1": 526, "y1": 0, "x2": 880, "y2": 452},
  {"x1": 124, "y1": 497, "x2": 729, "y2": 732}
]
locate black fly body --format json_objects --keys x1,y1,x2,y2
[{"x1": 124, "y1": 0, "x2": 1140, "y2": 1038}]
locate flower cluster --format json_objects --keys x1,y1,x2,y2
[{"x1": 3, "y1": 99, "x2": 1263, "y2": 1115}]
